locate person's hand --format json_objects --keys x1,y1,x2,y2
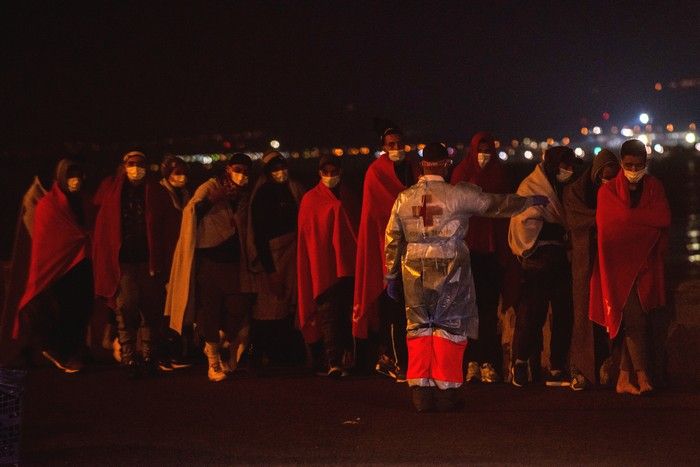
[
  {"x1": 530, "y1": 195, "x2": 549, "y2": 207},
  {"x1": 386, "y1": 278, "x2": 403, "y2": 302}
]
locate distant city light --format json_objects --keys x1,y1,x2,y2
[
  {"x1": 523, "y1": 137, "x2": 531, "y2": 145},
  {"x1": 611, "y1": 126, "x2": 619, "y2": 134},
  {"x1": 690, "y1": 123, "x2": 697, "y2": 131},
  {"x1": 404, "y1": 145, "x2": 412, "y2": 152},
  {"x1": 524, "y1": 150, "x2": 534, "y2": 160},
  {"x1": 511, "y1": 139, "x2": 519, "y2": 148},
  {"x1": 499, "y1": 151, "x2": 508, "y2": 161},
  {"x1": 561, "y1": 136, "x2": 570, "y2": 145},
  {"x1": 639, "y1": 113, "x2": 650, "y2": 124},
  {"x1": 638, "y1": 134, "x2": 649, "y2": 145},
  {"x1": 447, "y1": 147, "x2": 455, "y2": 156},
  {"x1": 686, "y1": 133, "x2": 697, "y2": 144},
  {"x1": 602, "y1": 112, "x2": 610, "y2": 121},
  {"x1": 646, "y1": 146, "x2": 653, "y2": 156},
  {"x1": 529, "y1": 141, "x2": 538, "y2": 149},
  {"x1": 666, "y1": 124, "x2": 674, "y2": 132},
  {"x1": 360, "y1": 147, "x2": 370, "y2": 155},
  {"x1": 695, "y1": 143, "x2": 700, "y2": 152},
  {"x1": 332, "y1": 148, "x2": 344, "y2": 156},
  {"x1": 621, "y1": 128, "x2": 634, "y2": 137},
  {"x1": 653, "y1": 144, "x2": 664, "y2": 154},
  {"x1": 574, "y1": 147, "x2": 585, "y2": 158},
  {"x1": 654, "y1": 82, "x2": 663, "y2": 91},
  {"x1": 270, "y1": 139, "x2": 280, "y2": 149},
  {"x1": 594, "y1": 146, "x2": 602, "y2": 155},
  {"x1": 580, "y1": 127, "x2": 589, "y2": 136},
  {"x1": 592, "y1": 126, "x2": 602, "y2": 135}
]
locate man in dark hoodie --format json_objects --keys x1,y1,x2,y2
[
  {"x1": 564, "y1": 149, "x2": 620, "y2": 390},
  {"x1": 508, "y1": 146, "x2": 576, "y2": 388}
]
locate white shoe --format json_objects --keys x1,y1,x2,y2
[
  {"x1": 466, "y1": 361, "x2": 480, "y2": 383},
  {"x1": 112, "y1": 338, "x2": 122, "y2": 363},
  {"x1": 204, "y1": 342, "x2": 228, "y2": 382}
]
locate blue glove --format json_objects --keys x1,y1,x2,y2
[{"x1": 386, "y1": 278, "x2": 403, "y2": 302}]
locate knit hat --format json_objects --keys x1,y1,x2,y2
[{"x1": 590, "y1": 149, "x2": 619, "y2": 183}]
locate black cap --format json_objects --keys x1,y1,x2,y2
[
  {"x1": 422, "y1": 142, "x2": 448, "y2": 162},
  {"x1": 161, "y1": 155, "x2": 187, "y2": 178},
  {"x1": 620, "y1": 139, "x2": 647, "y2": 159},
  {"x1": 228, "y1": 153, "x2": 252, "y2": 167}
]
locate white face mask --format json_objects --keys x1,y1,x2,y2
[
  {"x1": 624, "y1": 168, "x2": 646, "y2": 184},
  {"x1": 321, "y1": 175, "x2": 341, "y2": 189},
  {"x1": 230, "y1": 172, "x2": 249, "y2": 187},
  {"x1": 477, "y1": 152, "x2": 491, "y2": 168},
  {"x1": 271, "y1": 169, "x2": 288, "y2": 183},
  {"x1": 67, "y1": 177, "x2": 82, "y2": 193},
  {"x1": 169, "y1": 174, "x2": 187, "y2": 188},
  {"x1": 387, "y1": 149, "x2": 405, "y2": 162},
  {"x1": 126, "y1": 166, "x2": 146, "y2": 181},
  {"x1": 556, "y1": 168, "x2": 574, "y2": 183}
]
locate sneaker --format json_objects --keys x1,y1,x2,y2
[
  {"x1": 465, "y1": 361, "x2": 480, "y2": 383},
  {"x1": 545, "y1": 369, "x2": 571, "y2": 387},
  {"x1": 41, "y1": 350, "x2": 80, "y2": 374},
  {"x1": 158, "y1": 360, "x2": 175, "y2": 372},
  {"x1": 394, "y1": 369, "x2": 407, "y2": 383},
  {"x1": 327, "y1": 366, "x2": 348, "y2": 378},
  {"x1": 169, "y1": 358, "x2": 192, "y2": 370},
  {"x1": 208, "y1": 363, "x2": 228, "y2": 382},
  {"x1": 480, "y1": 362, "x2": 501, "y2": 384},
  {"x1": 511, "y1": 361, "x2": 528, "y2": 387},
  {"x1": 375, "y1": 354, "x2": 399, "y2": 380},
  {"x1": 570, "y1": 369, "x2": 588, "y2": 391}
]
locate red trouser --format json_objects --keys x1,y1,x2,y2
[{"x1": 406, "y1": 333, "x2": 467, "y2": 386}]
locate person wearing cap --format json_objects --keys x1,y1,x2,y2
[
  {"x1": 385, "y1": 142, "x2": 547, "y2": 412},
  {"x1": 353, "y1": 126, "x2": 421, "y2": 382},
  {"x1": 297, "y1": 156, "x2": 359, "y2": 377},
  {"x1": 450, "y1": 132, "x2": 514, "y2": 385},
  {"x1": 166, "y1": 153, "x2": 257, "y2": 382},
  {"x1": 508, "y1": 146, "x2": 576, "y2": 388},
  {"x1": 13, "y1": 159, "x2": 94, "y2": 373},
  {"x1": 589, "y1": 139, "x2": 670, "y2": 396},
  {"x1": 249, "y1": 150, "x2": 306, "y2": 368},
  {"x1": 92, "y1": 150, "x2": 170, "y2": 378},
  {"x1": 563, "y1": 149, "x2": 620, "y2": 390}
]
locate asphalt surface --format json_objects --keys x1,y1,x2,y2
[{"x1": 16, "y1": 364, "x2": 700, "y2": 465}]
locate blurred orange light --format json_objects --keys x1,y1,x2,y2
[
  {"x1": 417, "y1": 143, "x2": 426, "y2": 150},
  {"x1": 666, "y1": 124, "x2": 674, "y2": 132},
  {"x1": 690, "y1": 123, "x2": 697, "y2": 131},
  {"x1": 511, "y1": 139, "x2": 519, "y2": 148},
  {"x1": 562, "y1": 137, "x2": 570, "y2": 145},
  {"x1": 546, "y1": 137, "x2": 555, "y2": 145},
  {"x1": 359, "y1": 147, "x2": 370, "y2": 155},
  {"x1": 332, "y1": 148, "x2": 344, "y2": 156},
  {"x1": 580, "y1": 127, "x2": 589, "y2": 135},
  {"x1": 654, "y1": 82, "x2": 663, "y2": 91},
  {"x1": 493, "y1": 140, "x2": 500, "y2": 149},
  {"x1": 404, "y1": 145, "x2": 412, "y2": 152}
]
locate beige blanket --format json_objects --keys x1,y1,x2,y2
[{"x1": 508, "y1": 164, "x2": 564, "y2": 257}]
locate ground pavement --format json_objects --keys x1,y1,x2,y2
[{"x1": 17, "y1": 365, "x2": 700, "y2": 465}]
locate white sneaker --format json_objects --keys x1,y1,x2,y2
[
  {"x1": 466, "y1": 361, "x2": 480, "y2": 383},
  {"x1": 480, "y1": 362, "x2": 501, "y2": 384},
  {"x1": 112, "y1": 338, "x2": 122, "y2": 363}
]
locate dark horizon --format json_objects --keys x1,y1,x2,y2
[{"x1": 2, "y1": 2, "x2": 699, "y2": 148}]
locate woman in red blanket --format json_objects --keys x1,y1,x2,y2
[
  {"x1": 15, "y1": 159, "x2": 94, "y2": 373},
  {"x1": 590, "y1": 139, "x2": 670, "y2": 395}
]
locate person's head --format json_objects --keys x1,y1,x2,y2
[
  {"x1": 382, "y1": 127, "x2": 405, "y2": 162},
  {"x1": 262, "y1": 150, "x2": 289, "y2": 183},
  {"x1": 55, "y1": 158, "x2": 84, "y2": 194},
  {"x1": 161, "y1": 155, "x2": 188, "y2": 188},
  {"x1": 591, "y1": 149, "x2": 620, "y2": 185},
  {"x1": 543, "y1": 146, "x2": 575, "y2": 184},
  {"x1": 471, "y1": 132, "x2": 496, "y2": 169},
  {"x1": 318, "y1": 156, "x2": 342, "y2": 189},
  {"x1": 421, "y1": 142, "x2": 452, "y2": 177},
  {"x1": 122, "y1": 151, "x2": 147, "y2": 184},
  {"x1": 620, "y1": 139, "x2": 647, "y2": 184},
  {"x1": 226, "y1": 153, "x2": 253, "y2": 187}
]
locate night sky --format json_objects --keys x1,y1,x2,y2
[{"x1": 2, "y1": 1, "x2": 698, "y2": 147}]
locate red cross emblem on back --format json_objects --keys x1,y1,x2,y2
[{"x1": 412, "y1": 194, "x2": 443, "y2": 227}]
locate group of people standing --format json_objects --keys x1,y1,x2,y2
[{"x1": 6, "y1": 126, "x2": 670, "y2": 413}]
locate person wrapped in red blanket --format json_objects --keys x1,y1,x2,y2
[{"x1": 589, "y1": 139, "x2": 670, "y2": 396}]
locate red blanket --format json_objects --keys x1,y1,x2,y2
[
  {"x1": 589, "y1": 171, "x2": 670, "y2": 338},
  {"x1": 92, "y1": 174, "x2": 166, "y2": 306},
  {"x1": 297, "y1": 183, "x2": 358, "y2": 342},
  {"x1": 352, "y1": 153, "x2": 418, "y2": 338},
  {"x1": 15, "y1": 183, "x2": 90, "y2": 336}
]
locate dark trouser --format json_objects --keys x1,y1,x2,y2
[
  {"x1": 466, "y1": 252, "x2": 502, "y2": 365},
  {"x1": 379, "y1": 289, "x2": 408, "y2": 372},
  {"x1": 115, "y1": 262, "x2": 164, "y2": 363},
  {"x1": 22, "y1": 259, "x2": 93, "y2": 361},
  {"x1": 195, "y1": 256, "x2": 252, "y2": 344},
  {"x1": 514, "y1": 246, "x2": 573, "y2": 371},
  {"x1": 315, "y1": 277, "x2": 354, "y2": 368},
  {"x1": 250, "y1": 315, "x2": 304, "y2": 366},
  {"x1": 619, "y1": 282, "x2": 649, "y2": 373}
]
